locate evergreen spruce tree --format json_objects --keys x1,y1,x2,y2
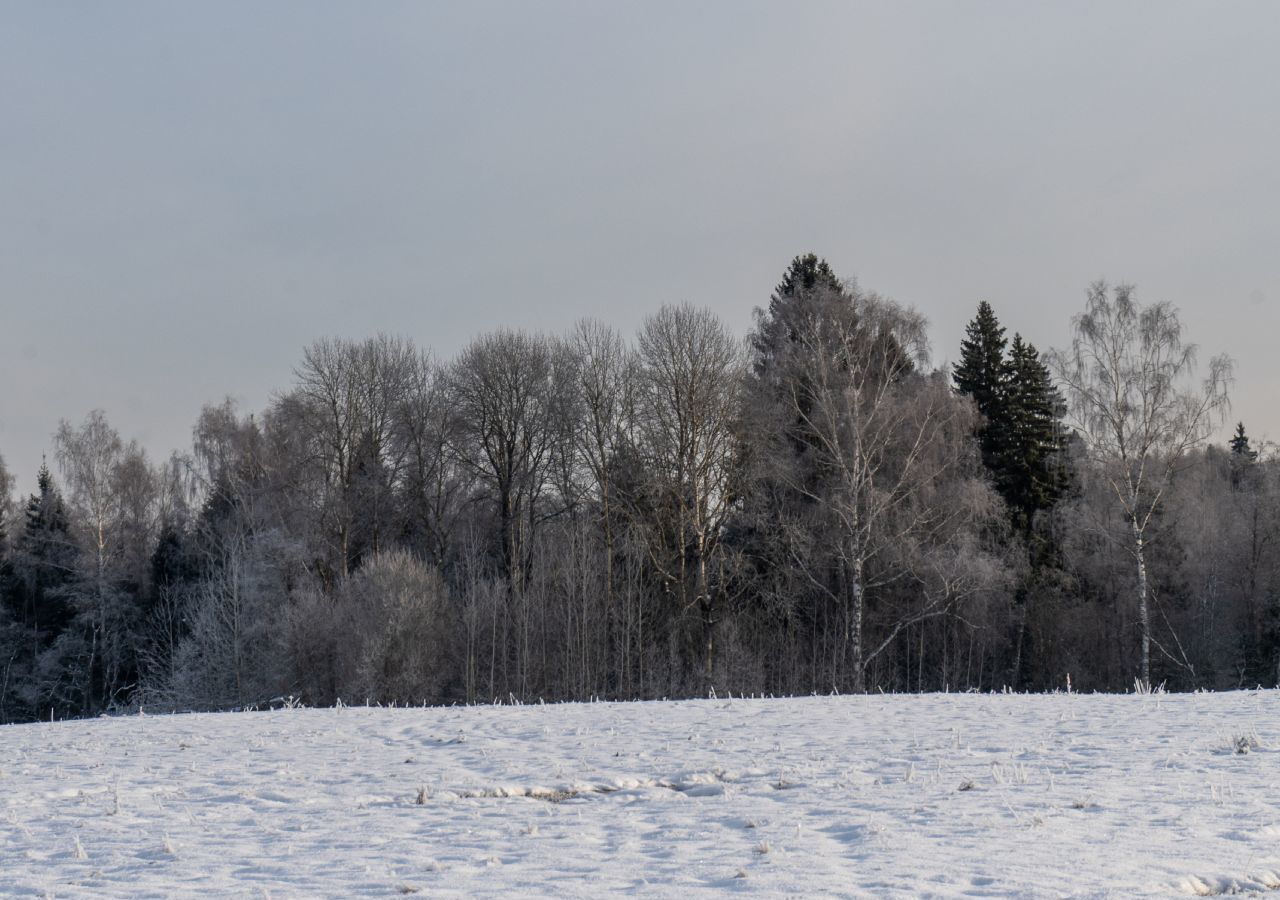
[
  {"x1": 0, "y1": 462, "x2": 77, "y2": 721},
  {"x1": 953, "y1": 302, "x2": 1010, "y2": 477},
  {"x1": 955, "y1": 314, "x2": 1070, "y2": 689},
  {"x1": 752, "y1": 253, "x2": 847, "y2": 378},
  {"x1": 1229, "y1": 422, "x2": 1258, "y2": 461},
  {"x1": 754, "y1": 253, "x2": 913, "y2": 385},
  {"x1": 953, "y1": 306, "x2": 1067, "y2": 532},
  {"x1": 1001, "y1": 335, "x2": 1068, "y2": 533},
  {"x1": 772, "y1": 252, "x2": 843, "y2": 302},
  {"x1": 1228, "y1": 422, "x2": 1258, "y2": 491},
  {"x1": 12, "y1": 462, "x2": 75, "y2": 640}
]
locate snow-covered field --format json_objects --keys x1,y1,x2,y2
[{"x1": 2, "y1": 692, "x2": 1279, "y2": 898}]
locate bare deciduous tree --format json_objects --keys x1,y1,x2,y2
[
  {"x1": 282, "y1": 335, "x2": 418, "y2": 580},
  {"x1": 450, "y1": 330, "x2": 573, "y2": 595},
  {"x1": 393, "y1": 351, "x2": 473, "y2": 570},
  {"x1": 635, "y1": 303, "x2": 744, "y2": 684},
  {"x1": 568, "y1": 319, "x2": 635, "y2": 681}
]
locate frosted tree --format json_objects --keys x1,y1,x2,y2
[
  {"x1": 169, "y1": 524, "x2": 290, "y2": 709},
  {"x1": 338, "y1": 549, "x2": 453, "y2": 704},
  {"x1": 1050, "y1": 282, "x2": 1231, "y2": 688},
  {"x1": 756, "y1": 282, "x2": 987, "y2": 691},
  {"x1": 54, "y1": 411, "x2": 159, "y2": 713}
]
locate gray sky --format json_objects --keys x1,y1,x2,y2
[{"x1": 3, "y1": 1, "x2": 1278, "y2": 487}]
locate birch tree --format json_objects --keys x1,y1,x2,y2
[
  {"x1": 54, "y1": 411, "x2": 133, "y2": 713},
  {"x1": 1050, "y1": 282, "x2": 1231, "y2": 687},
  {"x1": 749, "y1": 273, "x2": 992, "y2": 692}
]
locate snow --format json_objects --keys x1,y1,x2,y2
[{"x1": 2, "y1": 691, "x2": 1279, "y2": 897}]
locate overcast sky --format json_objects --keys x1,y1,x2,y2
[{"x1": 3, "y1": 1, "x2": 1278, "y2": 487}]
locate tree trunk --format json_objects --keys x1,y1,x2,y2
[
  {"x1": 848, "y1": 551, "x2": 865, "y2": 693},
  {"x1": 1133, "y1": 520, "x2": 1151, "y2": 688},
  {"x1": 500, "y1": 485, "x2": 517, "y2": 593},
  {"x1": 696, "y1": 536, "x2": 714, "y2": 687},
  {"x1": 1011, "y1": 588, "x2": 1028, "y2": 689}
]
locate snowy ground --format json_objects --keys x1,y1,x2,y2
[{"x1": 2, "y1": 692, "x2": 1279, "y2": 898}]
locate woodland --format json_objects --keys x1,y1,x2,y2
[{"x1": 0, "y1": 255, "x2": 1268, "y2": 722}]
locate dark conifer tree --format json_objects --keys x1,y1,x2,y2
[
  {"x1": 150, "y1": 525, "x2": 197, "y2": 594},
  {"x1": 754, "y1": 253, "x2": 913, "y2": 388},
  {"x1": 953, "y1": 307, "x2": 1066, "y2": 532},
  {"x1": 772, "y1": 252, "x2": 843, "y2": 302},
  {"x1": 0, "y1": 462, "x2": 78, "y2": 720},
  {"x1": 952, "y1": 302, "x2": 1009, "y2": 478},
  {"x1": 954, "y1": 311, "x2": 1068, "y2": 689},
  {"x1": 1001, "y1": 335, "x2": 1068, "y2": 533},
  {"x1": 1228, "y1": 422, "x2": 1259, "y2": 491},
  {"x1": 9, "y1": 462, "x2": 76, "y2": 640},
  {"x1": 1230, "y1": 422, "x2": 1258, "y2": 461},
  {"x1": 752, "y1": 254, "x2": 846, "y2": 379}
]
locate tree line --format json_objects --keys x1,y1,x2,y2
[{"x1": 0, "y1": 255, "x2": 1270, "y2": 721}]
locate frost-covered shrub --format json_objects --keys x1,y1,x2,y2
[{"x1": 338, "y1": 550, "x2": 454, "y2": 705}]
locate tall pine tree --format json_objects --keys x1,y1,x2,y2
[
  {"x1": 954, "y1": 306, "x2": 1067, "y2": 532},
  {"x1": 953, "y1": 302, "x2": 1009, "y2": 477},
  {"x1": 955, "y1": 309, "x2": 1069, "y2": 688},
  {"x1": 1001, "y1": 335, "x2": 1068, "y2": 533}
]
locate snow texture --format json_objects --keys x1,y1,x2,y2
[{"x1": 2, "y1": 692, "x2": 1279, "y2": 897}]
